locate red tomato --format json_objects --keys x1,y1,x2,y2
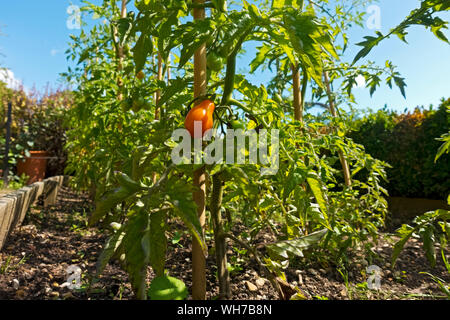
[{"x1": 184, "y1": 99, "x2": 215, "y2": 138}]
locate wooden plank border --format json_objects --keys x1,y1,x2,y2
[{"x1": 0, "y1": 175, "x2": 70, "y2": 251}]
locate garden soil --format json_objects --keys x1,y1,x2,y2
[{"x1": 0, "y1": 187, "x2": 448, "y2": 300}]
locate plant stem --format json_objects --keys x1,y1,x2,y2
[
  {"x1": 211, "y1": 174, "x2": 231, "y2": 299},
  {"x1": 300, "y1": 65, "x2": 308, "y2": 109},
  {"x1": 223, "y1": 232, "x2": 285, "y2": 300}
]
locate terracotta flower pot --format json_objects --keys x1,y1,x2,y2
[{"x1": 17, "y1": 151, "x2": 49, "y2": 184}]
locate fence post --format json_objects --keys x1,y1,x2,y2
[{"x1": 2, "y1": 101, "x2": 12, "y2": 188}]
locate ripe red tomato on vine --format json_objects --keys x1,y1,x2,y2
[{"x1": 184, "y1": 99, "x2": 215, "y2": 138}]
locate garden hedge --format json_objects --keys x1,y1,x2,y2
[
  {"x1": 349, "y1": 98, "x2": 450, "y2": 200},
  {"x1": 0, "y1": 81, "x2": 72, "y2": 178}
]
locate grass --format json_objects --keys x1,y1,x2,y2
[
  {"x1": 0, "y1": 254, "x2": 27, "y2": 274},
  {"x1": 1, "y1": 174, "x2": 29, "y2": 194},
  {"x1": 0, "y1": 188, "x2": 15, "y2": 196}
]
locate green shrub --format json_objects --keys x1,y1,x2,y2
[
  {"x1": 0, "y1": 81, "x2": 73, "y2": 178},
  {"x1": 349, "y1": 98, "x2": 450, "y2": 199}
]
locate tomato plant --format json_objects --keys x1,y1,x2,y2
[{"x1": 62, "y1": 0, "x2": 448, "y2": 300}]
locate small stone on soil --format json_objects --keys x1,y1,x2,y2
[
  {"x1": 255, "y1": 278, "x2": 266, "y2": 287},
  {"x1": 245, "y1": 281, "x2": 258, "y2": 292},
  {"x1": 308, "y1": 268, "x2": 319, "y2": 277},
  {"x1": 12, "y1": 279, "x2": 20, "y2": 290}
]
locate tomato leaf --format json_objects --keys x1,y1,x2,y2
[
  {"x1": 96, "y1": 230, "x2": 125, "y2": 276},
  {"x1": 266, "y1": 228, "x2": 328, "y2": 261},
  {"x1": 306, "y1": 174, "x2": 330, "y2": 228},
  {"x1": 149, "y1": 210, "x2": 168, "y2": 276},
  {"x1": 90, "y1": 187, "x2": 137, "y2": 225},
  {"x1": 133, "y1": 33, "x2": 153, "y2": 72},
  {"x1": 421, "y1": 226, "x2": 437, "y2": 267}
]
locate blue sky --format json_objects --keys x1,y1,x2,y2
[{"x1": 0, "y1": 0, "x2": 448, "y2": 113}]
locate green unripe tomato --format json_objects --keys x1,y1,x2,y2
[
  {"x1": 230, "y1": 119, "x2": 245, "y2": 130},
  {"x1": 132, "y1": 96, "x2": 146, "y2": 112},
  {"x1": 121, "y1": 98, "x2": 132, "y2": 112},
  {"x1": 132, "y1": 101, "x2": 140, "y2": 112},
  {"x1": 207, "y1": 53, "x2": 224, "y2": 72}
]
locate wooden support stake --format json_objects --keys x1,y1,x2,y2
[
  {"x1": 116, "y1": 0, "x2": 127, "y2": 101},
  {"x1": 155, "y1": 52, "x2": 163, "y2": 120},
  {"x1": 118, "y1": 0, "x2": 127, "y2": 66},
  {"x1": 323, "y1": 71, "x2": 352, "y2": 187},
  {"x1": 192, "y1": 0, "x2": 207, "y2": 301},
  {"x1": 292, "y1": 63, "x2": 303, "y2": 123},
  {"x1": 2, "y1": 102, "x2": 12, "y2": 188},
  {"x1": 152, "y1": 53, "x2": 164, "y2": 185}
]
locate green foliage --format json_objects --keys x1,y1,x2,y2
[
  {"x1": 420, "y1": 271, "x2": 450, "y2": 298},
  {"x1": 392, "y1": 208, "x2": 450, "y2": 268},
  {"x1": 0, "y1": 82, "x2": 72, "y2": 178},
  {"x1": 435, "y1": 104, "x2": 450, "y2": 161},
  {"x1": 349, "y1": 98, "x2": 450, "y2": 199},
  {"x1": 216, "y1": 113, "x2": 389, "y2": 266},
  {"x1": 436, "y1": 132, "x2": 450, "y2": 162},
  {"x1": 148, "y1": 210, "x2": 167, "y2": 277},
  {"x1": 62, "y1": 0, "x2": 422, "y2": 299}
]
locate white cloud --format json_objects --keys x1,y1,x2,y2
[
  {"x1": 0, "y1": 68, "x2": 23, "y2": 90},
  {"x1": 50, "y1": 49, "x2": 60, "y2": 56}
]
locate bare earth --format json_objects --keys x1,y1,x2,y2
[{"x1": 0, "y1": 187, "x2": 448, "y2": 300}]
